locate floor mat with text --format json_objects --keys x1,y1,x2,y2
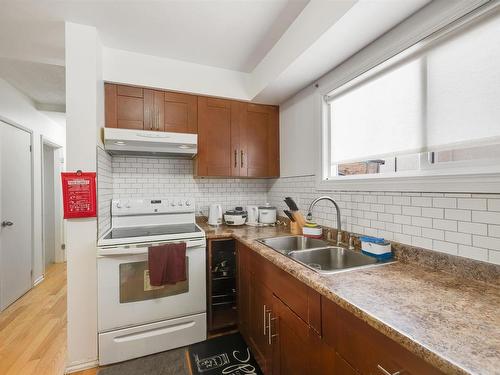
[{"x1": 188, "y1": 333, "x2": 263, "y2": 375}]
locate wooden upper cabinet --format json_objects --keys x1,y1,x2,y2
[
  {"x1": 196, "y1": 97, "x2": 232, "y2": 176},
  {"x1": 160, "y1": 92, "x2": 198, "y2": 133},
  {"x1": 105, "y1": 84, "x2": 150, "y2": 130},
  {"x1": 105, "y1": 83, "x2": 197, "y2": 134},
  {"x1": 239, "y1": 103, "x2": 279, "y2": 178},
  {"x1": 196, "y1": 101, "x2": 280, "y2": 178},
  {"x1": 105, "y1": 83, "x2": 279, "y2": 178}
]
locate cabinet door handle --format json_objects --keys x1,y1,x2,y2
[
  {"x1": 156, "y1": 108, "x2": 159, "y2": 130},
  {"x1": 267, "y1": 312, "x2": 277, "y2": 345},
  {"x1": 263, "y1": 304, "x2": 268, "y2": 335},
  {"x1": 377, "y1": 365, "x2": 400, "y2": 375},
  {"x1": 240, "y1": 150, "x2": 244, "y2": 168},
  {"x1": 234, "y1": 150, "x2": 237, "y2": 168}
]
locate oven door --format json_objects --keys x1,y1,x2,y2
[{"x1": 97, "y1": 239, "x2": 206, "y2": 332}]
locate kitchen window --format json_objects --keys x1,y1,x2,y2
[{"x1": 320, "y1": 4, "x2": 500, "y2": 192}]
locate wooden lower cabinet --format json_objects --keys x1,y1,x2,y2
[
  {"x1": 322, "y1": 297, "x2": 444, "y2": 375},
  {"x1": 249, "y1": 277, "x2": 274, "y2": 374},
  {"x1": 271, "y1": 295, "x2": 309, "y2": 375},
  {"x1": 237, "y1": 241, "x2": 444, "y2": 375}
]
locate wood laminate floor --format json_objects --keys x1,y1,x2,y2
[{"x1": 0, "y1": 263, "x2": 67, "y2": 375}]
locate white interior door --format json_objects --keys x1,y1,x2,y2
[{"x1": 0, "y1": 121, "x2": 32, "y2": 311}]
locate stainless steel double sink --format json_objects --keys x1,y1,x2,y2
[{"x1": 258, "y1": 236, "x2": 392, "y2": 274}]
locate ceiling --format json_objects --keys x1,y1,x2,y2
[
  {"x1": 0, "y1": 0, "x2": 308, "y2": 71},
  {"x1": 0, "y1": 58, "x2": 65, "y2": 109},
  {"x1": 0, "y1": 0, "x2": 432, "y2": 108}
]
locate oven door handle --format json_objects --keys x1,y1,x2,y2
[{"x1": 98, "y1": 239, "x2": 206, "y2": 256}]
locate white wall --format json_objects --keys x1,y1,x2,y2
[
  {"x1": 43, "y1": 144, "x2": 55, "y2": 266},
  {"x1": 279, "y1": 84, "x2": 320, "y2": 177},
  {"x1": 65, "y1": 22, "x2": 103, "y2": 372},
  {"x1": 0, "y1": 78, "x2": 65, "y2": 283},
  {"x1": 103, "y1": 47, "x2": 251, "y2": 101}
]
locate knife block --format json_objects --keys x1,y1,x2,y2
[
  {"x1": 290, "y1": 221, "x2": 302, "y2": 235},
  {"x1": 291, "y1": 211, "x2": 307, "y2": 228}
]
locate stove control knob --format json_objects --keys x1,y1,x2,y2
[
  {"x1": 185, "y1": 200, "x2": 191, "y2": 206},
  {"x1": 116, "y1": 202, "x2": 122, "y2": 208},
  {"x1": 125, "y1": 201, "x2": 131, "y2": 208},
  {"x1": 171, "y1": 202, "x2": 176, "y2": 207},
  {"x1": 178, "y1": 201, "x2": 183, "y2": 206}
]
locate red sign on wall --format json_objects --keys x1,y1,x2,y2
[{"x1": 61, "y1": 171, "x2": 97, "y2": 219}]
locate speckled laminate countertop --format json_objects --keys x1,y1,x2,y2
[{"x1": 200, "y1": 222, "x2": 500, "y2": 375}]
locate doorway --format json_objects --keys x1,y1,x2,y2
[
  {"x1": 0, "y1": 120, "x2": 33, "y2": 311},
  {"x1": 41, "y1": 138, "x2": 65, "y2": 275}
]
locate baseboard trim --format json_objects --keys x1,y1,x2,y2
[
  {"x1": 65, "y1": 359, "x2": 99, "y2": 374},
  {"x1": 33, "y1": 275, "x2": 44, "y2": 287}
]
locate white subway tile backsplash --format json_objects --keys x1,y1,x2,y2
[
  {"x1": 402, "y1": 206, "x2": 421, "y2": 216},
  {"x1": 433, "y1": 197, "x2": 457, "y2": 208},
  {"x1": 385, "y1": 205, "x2": 402, "y2": 215},
  {"x1": 473, "y1": 235, "x2": 500, "y2": 251},
  {"x1": 422, "y1": 228, "x2": 444, "y2": 240},
  {"x1": 412, "y1": 236, "x2": 433, "y2": 249},
  {"x1": 394, "y1": 215, "x2": 412, "y2": 225},
  {"x1": 445, "y1": 231, "x2": 471, "y2": 245},
  {"x1": 421, "y1": 207, "x2": 444, "y2": 219},
  {"x1": 445, "y1": 209, "x2": 471, "y2": 221},
  {"x1": 433, "y1": 219, "x2": 458, "y2": 231},
  {"x1": 458, "y1": 245, "x2": 488, "y2": 262},
  {"x1": 457, "y1": 221, "x2": 487, "y2": 235},
  {"x1": 489, "y1": 225, "x2": 500, "y2": 238},
  {"x1": 472, "y1": 211, "x2": 500, "y2": 225},
  {"x1": 393, "y1": 233, "x2": 412, "y2": 244},
  {"x1": 411, "y1": 196, "x2": 432, "y2": 207},
  {"x1": 267, "y1": 175, "x2": 500, "y2": 265},
  {"x1": 403, "y1": 225, "x2": 421, "y2": 236},
  {"x1": 488, "y1": 199, "x2": 500, "y2": 211},
  {"x1": 393, "y1": 196, "x2": 411, "y2": 206},
  {"x1": 432, "y1": 240, "x2": 458, "y2": 255},
  {"x1": 97, "y1": 147, "x2": 113, "y2": 238},
  {"x1": 489, "y1": 250, "x2": 500, "y2": 264},
  {"x1": 96, "y1": 160, "x2": 500, "y2": 265},
  {"x1": 411, "y1": 216, "x2": 433, "y2": 228},
  {"x1": 106, "y1": 155, "x2": 269, "y2": 218},
  {"x1": 457, "y1": 198, "x2": 487, "y2": 210}
]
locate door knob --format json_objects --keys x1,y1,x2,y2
[{"x1": 1, "y1": 221, "x2": 14, "y2": 227}]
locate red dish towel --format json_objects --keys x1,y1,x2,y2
[{"x1": 148, "y1": 243, "x2": 187, "y2": 286}]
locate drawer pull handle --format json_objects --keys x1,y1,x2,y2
[{"x1": 377, "y1": 365, "x2": 400, "y2": 375}]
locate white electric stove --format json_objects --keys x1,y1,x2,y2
[{"x1": 97, "y1": 198, "x2": 207, "y2": 365}]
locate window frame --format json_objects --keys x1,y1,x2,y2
[{"x1": 317, "y1": 2, "x2": 500, "y2": 193}]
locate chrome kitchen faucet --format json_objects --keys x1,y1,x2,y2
[{"x1": 307, "y1": 196, "x2": 342, "y2": 246}]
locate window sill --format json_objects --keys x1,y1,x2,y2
[{"x1": 316, "y1": 170, "x2": 500, "y2": 193}]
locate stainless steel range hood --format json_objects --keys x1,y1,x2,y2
[{"x1": 104, "y1": 128, "x2": 197, "y2": 158}]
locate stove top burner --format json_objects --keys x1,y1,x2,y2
[{"x1": 104, "y1": 223, "x2": 202, "y2": 240}]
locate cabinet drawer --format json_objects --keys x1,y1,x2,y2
[
  {"x1": 322, "y1": 297, "x2": 443, "y2": 375},
  {"x1": 247, "y1": 248, "x2": 321, "y2": 328},
  {"x1": 249, "y1": 250, "x2": 311, "y2": 323}
]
